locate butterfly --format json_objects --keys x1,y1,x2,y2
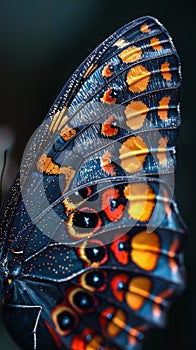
[{"x1": 0, "y1": 15, "x2": 187, "y2": 350}]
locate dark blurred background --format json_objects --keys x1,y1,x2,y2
[{"x1": 0, "y1": 0, "x2": 195, "y2": 349}]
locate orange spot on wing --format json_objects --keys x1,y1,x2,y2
[
  {"x1": 101, "y1": 116, "x2": 118, "y2": 137},
  {"x1": 119, "y1": 46, "x2": 142, "y2": 63},
  {"x1": 156, "y1": 137, "x2": 168, "y2": 166},
  {"x1": 124, "y1": 183, "x2": 155, "y2": 222},
  {"x1": 102, "y1": 63, "x2": 114, "y2": 77},
  {"x1": 86, "y1": 335, "x2": 103, "y2": 350},
  {"x1": 158, "y1": 96, "x2": 171, "y2": 120},
  {"x1": 100, "y1": 87, "x2": 117, "y2": 104},
  {"x1": 125, "y1": 100, "x2": 149, "y2": 130},
  {"x1": 129, "y1": 336, "x2": 137, "y2": 346},
  {"x1": 37, "y1": 154, "x2": 75, "y2": 191},
  {"x1": 126, "y1": 276, "x2": 152, "y2": 310},
  {"x1": 140, "y1": 23, "x2": 150, "y2": 33},
  {"x1": 119, "y1": 136, "x2": 149, "y2": 173},
  {"x1": 168, "y1": 239, "x2": 179, "y2": 258},
  {"x1": 126, "y1": 65, "x2": 151, "y2": 93},
  {"x1": 60, "y1": 125, "x2": 76, "y2": 141},
  {"x1": 132, "y1": 230, "x2": 160, "y2": 252},
  {"x1": 130, "y1": 325, "x2": 147, "y2": 338},
  {"x1": 131, "y1": 230, "x2": 160, "y2": 271},
  {"x1": 161, "y1": 61, "x2": 172, "y2": 80},
  {"x1": 106, "y1": 309, "x2": 126, "y2": 337},
  {"x1": 37, "y1": 154, "x2": 60, "y2": 175},
  {"x1": 100, "y1": 151, "x2": 116, "y2": 175},
  {"x1": 150, "y1": 37, "x2": 162, "y2": 50},
  {"x1": 153, "y1": 304, "x2": 161, "y2": 318},
  {"x1": 128, "y1": 325, "x2": 148, "y2": 345},
  {"x1": 132, "y1": 250, "x2": 159, "y2": 271},
  {"x1": 154, "y1": 288, "x2": 174, "y2": 304}
]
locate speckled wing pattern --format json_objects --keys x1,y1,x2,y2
[{"x1": 0, "y1": 16, "x2": 186, "y2": 350}]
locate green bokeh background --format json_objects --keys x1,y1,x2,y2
[{"x1": 0, "y1": 1, "x2": 194, "y2": 349}]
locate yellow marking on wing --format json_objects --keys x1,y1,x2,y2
[
  {"x1": 83, "y1": 64, "x2": 98, "y2": 79},
  {"x1": 52, "y1": 306, "x2": 76, "y2": 336},
  {"x1": 49, "y1": 107, "x2": 68, "y2": 133},
  {"x1": 62, "y1": 198, "x2": 75, "y2": 214}
]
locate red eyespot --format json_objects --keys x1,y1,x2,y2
[
  {"x1": 102, "y1": 188, "x2": 125, "y2": 221},
  {"x1": 110, "y1": 273, "x2": 129, "y2": 302},
  {"x1": 111, "y1": 235, "x2": 130, "y2": 265}
]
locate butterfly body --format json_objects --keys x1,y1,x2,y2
[{"x1": 0, "y1": 16, "x2": 187, "y2": 350}]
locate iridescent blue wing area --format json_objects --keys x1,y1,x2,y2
[{"x1": 0, "y1": 16, "x2": 186, "y2": 350}]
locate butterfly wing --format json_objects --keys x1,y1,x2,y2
[
  {"x1": 0, "y1": 16, "x2": 186, "y2": 350},
  {"x1": 4, "y1": 15, "x2": 182, "y2": 247}
]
